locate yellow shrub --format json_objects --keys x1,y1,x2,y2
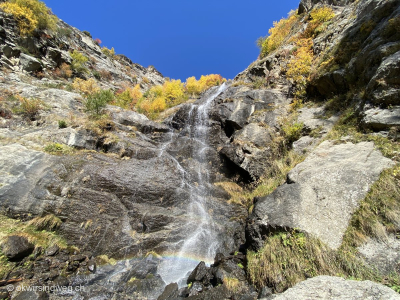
[
  {"x1": 127, "y1": 84, "x2": 142, "y2": 104},
  {"x1": 1, "y1": 0, "x2": 57, "y2": 35},
  {"x1": 115, "y1": 84, "x2": 142, "y2": 108},
  {"x1": 310, "y1": 7, "x2": 335, "y2": 24},
  {"x1": 72, "y1": 78, "x2": 100, "y2": 96},
  {"x1": 0, "y1": 2, "x2": 38, "y2": 35},
  {"x1": 71, "y1": 51, "x2": 89, "y2": 74},
  {"x1": 148, "y1": 85, "x2": 163, "y2": 98},
  {"x1": 185, "y1": 74, "x2": 226, "y2": 95},
  {"x1": 186, "y1": 76, "x2": 202, "y2": 95},
  {"x1": 286, "y1": 38, "x2": 314, "y2": 96},
  {"x1": 198, "y1": 74, "x2": 226, "y2": 89},
  {"x1": 150, "y1": 96, "x2": 167, "y2": 112},
  {"x1": 260, "y1": 13, "x2": 298, "y2": 57},
  {"x1": 101, "y1": 46, "x2": 115, "y2": 58},
  {"x1": 163, "y1": 79, "x2": 185, "y2": 104}
]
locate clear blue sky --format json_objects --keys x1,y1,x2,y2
[{"x1": 43, "y1": 0, "x2": 300, "y2": 80}]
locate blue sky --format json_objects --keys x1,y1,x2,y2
[{"x1": 43, "y1": 0, "x2": 300, "y2": 80}]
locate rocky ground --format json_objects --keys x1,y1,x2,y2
[{"x1": 0, "y1": 0, "x2": 399, "y2": 299}]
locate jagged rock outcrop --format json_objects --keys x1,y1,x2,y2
[
  {"x1": 247, "y1": 140, "x2": 394, "y2": 250},
  {"x1": 0, "y1": 11, "x2": 164, "y2": 90},
  {"x1": 263, "y1": 276, "x2": 400, "y2": 300}
]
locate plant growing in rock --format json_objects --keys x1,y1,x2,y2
[
  {"x1": 44, "y1": 143, "x2": 72, "y2": 155},
  {"x1": 70, "y1": 51, "x2": 89, "y2": 75},
  {"x1": 0, "y1": 2, "x2": 38, "y2": 35},
  {"x1": 84, "y1": 89, "x2": 114, "y2": 116},
  {"x1": 72, "y1": 78, "x2": 100, "y2": 96},
  {"x1": 14, "y1": 95, "x2": 43, "y2": 120},
  {"x1": 258, "y1": 12, "x2": 299, "y2": 58},
  {"x1": 0, "y1": 0, "x2": 57, "y2": 35},
  {"x1": 101, "y1": 46, "x2": 115, "y2": 58},
  {"x1": 53, "y1": 63, "x2": 72, "y2": 79}
]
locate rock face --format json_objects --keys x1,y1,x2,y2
[
  {"x1": 247, "y1": 141, "x2": 394, "y2": 250},
  {"x1": 1, "y1": 235, "x2": 34, "y2": 260},
  {"x1": 359, "y1": 236, "x2": 400, "y2": 275},
  {"x1": 169, "y1": 85, "x2": 291, "y2": 181},
  {"x1": 265, "y1": 276, "x2": 400, "y2": 300}
]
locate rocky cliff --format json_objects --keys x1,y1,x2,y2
[{"x1": 0, "y1": 0, "x2": 399, "y2": 299}]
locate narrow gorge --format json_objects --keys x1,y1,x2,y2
[{"x1": 0, "y1": 0, "x2": 399, "y2": 299}]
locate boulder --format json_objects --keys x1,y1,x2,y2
[
  {"x1": 1, "y1": 43, "x2": 20, "y2": 58},
  {"x1": 265, "y1": 276, "x2": 400, "y2": 300},
  {"x1": 2, "y1": 235, "x2": 34, "y2": 260},
  {"x1": 358, "y1": 236, "x2": 400, "y2": 275},
  {"x1": 362, "y1": 106, "x2": 400, "y2": 131},
  {"x1": 19, "y1": 53, "x2": 42, "y2": 73},
  {"x1": 247, "y1": 141, "x2": 394, "y2": 250},
  {"x1": 157, "y1": 283, "x2": 179, "y2": 300},
  {"x1": 46, "y1": 47, "x2": 72, "y2": 66}
]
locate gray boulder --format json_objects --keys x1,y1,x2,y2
[
  {"x1": 13, "y1": 291, "x2": 48, "y2": 300},
  {"x1": 247, "y1": 141, "x2": 394, "y2": 250},
  {"x1": 2, "y1": 235, "x2": 34, "y2": 260},
  {"x1": 266, "y1": 276, "x2": 400, "y2": 300},
  {"x1": 359, "y1": 236, "x2": 400, "y2": 275},
  {"x1": 19, "y1": 53, "x2": 42, "y2": 72},
  {"x1": 362, "y1": 106, "x2": 400, "y2": 131}
]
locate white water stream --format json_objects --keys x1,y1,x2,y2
[{"x1": 157, "y1": 83, "x2": 228, "y2": 287}]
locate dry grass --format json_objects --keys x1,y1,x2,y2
[
  {"x1": 247, "y1": 229, "x2": 378, "y2": 293},
  {"x1": 223, "y1": 277, "x2": 241, "y2": 293},
  {"x1": 28, "y1": 214, "x2": 62, "y2": 231}
]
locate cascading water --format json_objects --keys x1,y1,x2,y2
[{"x1": 158, "y1": 83, "x2": 228, "y2": 287}]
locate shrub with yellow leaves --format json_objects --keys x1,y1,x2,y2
[
  {"x1": 286, "y1": 38, "x2": 314, "y2": 98},
  {"x1": 0, "y1": 0, "x2": 57, "y2": 35},
  {"x1": 72, "y1": 78, "x2": 100, "y2": 96},
  {"x1": 0, "y1": 2, "x2": 38, "y2": 35},
  {"x1": 163, "y1": 79, "x2": 185, "y2": 105},
  {"x1": 259, "y1": 13, "x2": 299, "y2": 58}
]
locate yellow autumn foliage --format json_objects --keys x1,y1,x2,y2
[
  {"x1": 260, "y1": 13, "x2": 299, "y2": 58},
  {"x1": 72, "y1": 78, "x2": 100, "y2": 96},
  {"x1": 186, "y1": 76, "x2": 202, "y2": 95},
  {"x1": 185, "y1": 74, "x2": 226, "y2": 96},
  {"x1": 286, "y1": 38, "x2": 314, "y2": 97},
  {"x1": 0, "y1": 2, "x2": 38, "y2": 35},
  {"x1": 163, "y1": 79, "x2": 185, "y2": 104},
  {"x1": 310, "y1": 7, "x2": 335, "y2": 24},
  {"x1": 1, "y1": 0, "x2": 57, "y2": 35}
]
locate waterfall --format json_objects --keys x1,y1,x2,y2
[{"x1": 158, "y1": 83, "x2": 228, "y2": 287}]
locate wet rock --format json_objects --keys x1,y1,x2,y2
[
  {"x1": 187, "y1": 262, "x2": 211, "y2": 284},
  {"x1": 19, "y1": 53, "x2": 43, "y2": 73},
  {"x1": 157, "y1": 282, "x2": 179, "y2": 300},
  {"x1": 247, "y1": 141, "x2": 394, "y2": 250},
  {"x1": 267, "y1": 276, "x2": 400, "y2": 300},
  {"x1": 1, "y1": 235, "x2": 34, "y2": 261}
]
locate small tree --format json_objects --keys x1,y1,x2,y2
[{"x1": 85, "y1": 90, "x2": 114, "y2": 116}]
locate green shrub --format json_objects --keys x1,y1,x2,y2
[
  {"x1": 85, "y1": 89, "x2": 114, "y2": 116},
  {"x1": 70, "y1": 51, "x2": 89, "y2": 74},
  {"x1": 44, "y1": 143, "x2": 72, "y2": 155},
  {"x1": 58, "y1": 120, "x2": 67, "y2": 128},
  {"x1": 82, "y1": 30, "x2": 92, "y2": 38}
]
